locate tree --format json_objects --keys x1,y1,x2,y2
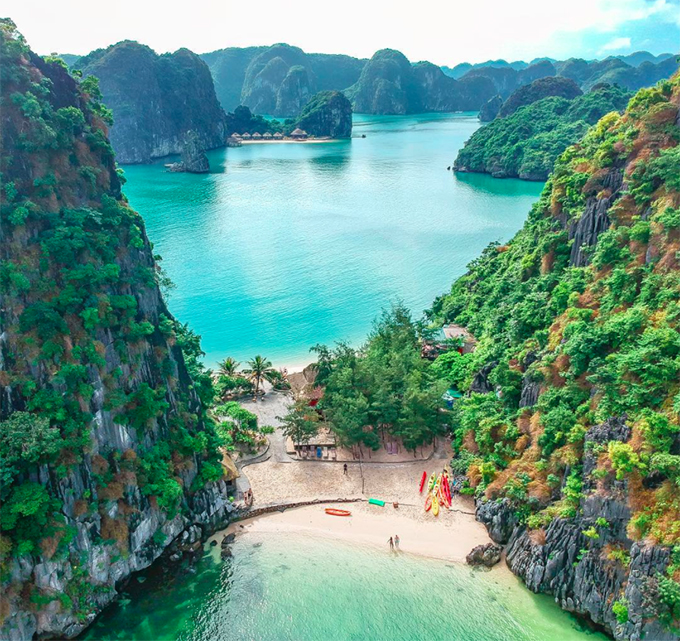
[
  {"x1": 243, "y1": 355, "x2": 276, "y2": 400},
  {"x1": 278, "y1": 400, "x2": 320, "y2": 446},
  {"x1": 0, "y1": 412, "x2": 61, "y2": 491},
  {"x1": 217, "y1": 357, "x2": 240, "y2": 377}
]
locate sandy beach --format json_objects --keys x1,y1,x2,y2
[
  {"x1": 224, "y1": 384, "x2": 493, "y2": 566},
  {"x1": 240, "y1": 139, "x2": 341, "y2": 145},
  {"x1": 224, "y1": 500, "x2": 491, "y2": 563}
]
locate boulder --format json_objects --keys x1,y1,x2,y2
[{"x1": 466, "y1": 543, "x2": 503, "y2": 567}]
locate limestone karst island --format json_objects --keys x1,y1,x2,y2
[{"x1": 1, "y1": 3, "x2": 680, "y2": 640}]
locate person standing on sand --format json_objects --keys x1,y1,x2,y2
[
  {"x1": 388, "y1": 536, "x2": 394, "y2": 551},
  {"x1": 394, "y1": 535, "x2": 400, "y2": 550},
  {"x1": 343, "y1": 463, "x2": 348, "y2": 475}
]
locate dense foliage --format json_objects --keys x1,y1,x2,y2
[
  {"x1": 498, "y1": 76, "x2": 582, "y2": 118},
  {"x1": 435, "y1": 73, "x2": 680, "y2": 559},
  {"x1": 313, "y1": 304, "x2": 446, "y2": 451},
  {"x1": 454, "y1": 84, "x2": 631, "y2": 180},
  {"x1": 0, "y1": 20, "x2": 224, "y2": 575}
]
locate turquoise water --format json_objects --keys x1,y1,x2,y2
[
  {"x1": 81, "y1": 531, "x2": 607, "y2": 641},
  {"x1": 122, "y1": 113, "x2": 543, "y2": 368}
]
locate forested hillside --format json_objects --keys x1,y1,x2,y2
[
  {"x1": 454, "y1": 84, "x2": 632, "y2": 180},
  {"x1": 433, "y1": 72, "x2": 680, "y2": 640},
  {"x1": 0, "y1": 21, "x2": 232, "y2": 639}
]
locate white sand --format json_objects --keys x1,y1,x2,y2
[{"x1": 224, "y1": 500, "x2": 491, "y2": 564}]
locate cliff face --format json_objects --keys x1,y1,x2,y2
[
  {"x1": 293, "y1": 90, "x2": 352, "y2": 138},
  {"x1": 0, "y1": 23, "x2": 233, "y2": 640},
  {"x1": 77, "y1": 41, "x2": 227, "y2": 163},
  {"x1": 434, "y1": 73, "x2": 680, "y2": 638}
]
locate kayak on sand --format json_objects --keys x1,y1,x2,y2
[
  {"x1": 419, "y1": 471, "x2": 427, "y2": 493},
  {"x1": 325, "y1": 508, "x2": 351, "y2": 516}
]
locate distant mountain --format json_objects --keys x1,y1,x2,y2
[
  {"x1": 77, "y1": 41, "x2": 227, "y2": 163},
  {"x1": 441, "y1": 59, "x2": 528, "y2": 79},
  {"x1": 54, "y1": 53, "x2": 81, "y2": 67},
  {"x1": 344, "y1": 49, "x2": 498, "y2": 114},
  {"x1": 498, "y1": 76, "x2": 582, "y2": 118},
  {"x1": 462, "y1": 60, "x2": 557, "y2": 98},
  {"x1": 201, "y1": 43, "x2": 365, "y2": 116},
  {"x1": 556, "y1": 55, "x2": 679, "y2": 91},
  {"x1": 613, "y1": 51, "x2": 674, "y2": 67}
]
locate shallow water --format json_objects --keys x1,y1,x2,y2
[
  {"x1": 81, "y1": 531, "x2": 607, "y2": 641},
  {"x1": 122, "y1": 113, "x2": 543, "y2": 367}
]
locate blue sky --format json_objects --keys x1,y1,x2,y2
[{"x1": 6, "y1": 0, "x2": 680, "y2": 64}]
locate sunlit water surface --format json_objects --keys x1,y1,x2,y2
[
  {"x1": 122, "y1": 113, "x2": 543, "y2": 367},
  {"x1": 81, "y1": 531, "x2": 607, "y2": 641}
]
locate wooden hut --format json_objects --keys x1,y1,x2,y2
[
  {"x1": 252, "y1": 132, "x2": 262, "y2": 140},
  {"x1": 241, "y1": 132, "x2": 251, "y2": 139},
  {"x1": 273, "y1": 131, "x2": 284, "y2": 139},
  {"x1": 290, "y1": 128, "x2": 308, "y2": 140},
  {"x1": 263, "y1": 132, "x2": 273, "y2": 139}
]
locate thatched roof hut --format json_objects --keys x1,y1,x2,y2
[
  {"x1": 252, "y1": 132, "x2": 262, "y2": 139},
  {"x1": 263, "y1": 132, "x2": 273, "y2": 139},
  {"x1": 290, "y1": 128, "x2": 308, "y2": 140},
  {"x1": 273, "y1": 131, "x2": 284, "y2": 139}
]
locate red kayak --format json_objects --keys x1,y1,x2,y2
[
  {"x1": 325, "y1": 508, "x2": 352, "y2": 517},
  {"x1": 424, "y1": 495, "x2": 432, "y2": 512},
  {"x1": 419, "y1": 471, "x2": 427, "y2": 493}
]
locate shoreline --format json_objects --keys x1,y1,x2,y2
[
  {"x1": 218, "y1": 499, "x2": 491, "y2": 565},
  {"x1": 239, "y1": 138, "x2": 342, "y2": 145}
]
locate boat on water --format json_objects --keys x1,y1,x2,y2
[{"x1": 325, "y1": 508, "x2": 352, "y2": 517}]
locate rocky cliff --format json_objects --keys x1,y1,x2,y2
[
  {"x1": 498, "y1": 76, "x2": 582, "y2": 118},
  {"x1": 0, "y1": 22, "x2": 234, "y2": 639},
  {"x1": 293, "y1": 90, "x2": 352, "y2": 138},
  {"x1": 433, "y1": 72, "x2": 680, "y2": 638},
  {"x1": 76, "y1": 41, "x2": 227, "y2": 163}
]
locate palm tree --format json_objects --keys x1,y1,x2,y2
[
  {"x1": 217, "y1": 357, "x2": 240, "y2": 378},
  {"x1": 243, "y1": 355, "x2": 275, "y2": 400}
]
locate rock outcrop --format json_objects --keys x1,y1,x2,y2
[
  {"x1": 479, "y1": 94, "x2": 502, "y2": 121},
  {"x1": 0, "y1": 24, "x2": 234, "y2": 639},
  {"x1": 466, "y1": 543, "x2": 502, "y2": 567},
  {"x1": 76, "y1": 41, "x2": 227, "y2": 163},
  {"x1": 167, "y1": 131, "x2": 211, "y2": 173},
  {"x1": 293, "y1": 90, "x2": 352, "y2": 138}
]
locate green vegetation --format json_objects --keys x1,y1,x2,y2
[
  {"x1": 0, "y1": 20, "x2": 226, "y2": 573},
  {"x1": 312, "y1": 304, "x2": 446, "y2": 451},
  {"x1": 454, "y1": 84, "x2": 631, "y2": 179},
  {"x1": 225, "y1": 105, "x2": 284, "y2": 135}
]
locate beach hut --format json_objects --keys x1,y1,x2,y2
[
  {"x1": 241, "y1": 132, "x2": 251, "y2": 139},
  {"x1": 252, "y1": 132, "x2": 262, "y2": 140},
  {"x1": 290, "y1": 128, "x2": 308, "y2": 140},
  {"x1": 232, "y1": 132, "x2": 242, "y2": 139},
  {"x1": 226, "y1": 136, "x2": 242, "y2": 147},
  {"x1": 273, "y1": 131, "x2": 284, "y2": 139},
  {"x1": 263, "y1": 132, "x2": 273, "y2": 139}
]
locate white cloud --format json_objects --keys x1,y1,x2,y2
[
  {"x1": 599, "y1": 36, "x2": 632, "y2": 53},
  {"x1": 5, "y1": 0, "x2": 680, "y2": 64}
]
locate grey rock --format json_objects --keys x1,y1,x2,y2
[{"x1": 466, "y1": 543, "x2": 502, "y2": 567}]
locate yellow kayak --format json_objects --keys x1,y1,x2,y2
[
  {"x1": 428, "y1": 473, "x2": 436, "y2": 490},
  {"x1": 432, "y1": 494, "x2": 440, "y2": 517}
]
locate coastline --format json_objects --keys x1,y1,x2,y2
[
  {"x1": 239, "y1": 138, "x2": 342, "y2": 145},
  {"x1": 220, "y1": 500, "x2": 491, "y2": 564}
]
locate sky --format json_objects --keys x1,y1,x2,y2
[{"x1": 6, "y1": 0, "x2": 680, "y2": 65}]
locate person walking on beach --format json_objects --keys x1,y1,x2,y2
[
  {"x1": 394, "y1": 535, "x2": 400, "y2": 551},
  {"x1": 343, "y1": 463, "x2": 348, "y2": 475},
  {"x1": 388, "y1": 536, "x2": 394, "y2": 551}
]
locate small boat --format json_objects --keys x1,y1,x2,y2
[
  {"x1": 432, "y1": 495, "x2": 440, "y2": 517},
  {"x1": 424, "y1": 494, "x2": 432, "y2": 512},
  {"x1": 368, "y1": 498, "x2": 386, "y2": 507},
  {"x1": 419, "y1": 471, "x2": 427, "y2": 493},
  {"x1": 325, "y1": 508, "x2": 351, "y2": 517},
  {"x1": 428, "y1": 473, "x2": 436, "y2": 491}
]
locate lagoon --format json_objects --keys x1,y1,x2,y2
[{"x1": 122, "y1": 113, "x2": 543, "y2": 368}]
